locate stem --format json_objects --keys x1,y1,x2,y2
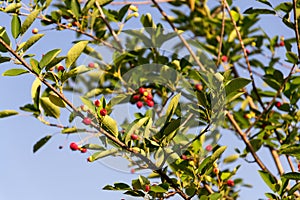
[
  {"x1": 293, "y1": 0, "x2": 300, "y2": 58},
  {"x1": 216, "y1": 1, "x2": 226, "y2": 66}
]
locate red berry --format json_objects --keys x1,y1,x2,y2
[
  {"x1": 32, "y1": 28, "x2": 38, "y2": 34},
  {"x1": 80, "y1": 148, "x2": 87, "y2": 153},
  {"x1": 227, "y1": 179, "x2": 234, "y2": 187},
  {"x1": 131, "y1": 134, "x2": 139, "y2": 140},
  {"x1": 133, "y1": 94, "x2": 140, "y2": 101},
  {"x1": 136, "y1": 101, "x2": 143, "y2": 109},
  {"x1": 298, "y1": 163, "x2": 300, "y2": 171},
  {"x1": 146, "y1": 93, "x2": 153, "y2": 101},
  {"x1": 181, "y1": 154, "x2": 188, "y2": 160},
  {"x1": 221, "y1": 55, "x2": 228, "y2": 62},
  {"x1": 195, "y1": 84, "x2": 203, "y2": 91},
  {"x1": 139, "y1": 87, "x2": 146, "y2": 94},
  {"x1": 246, "y1": 49, "x2": 250, "y2": 54},
  {"x1": 94, "y1": 99, "x2": 101, "y2": 107},
  {"x1": 275, "y1": 102, "x2": 282, "y2": 108},
  {"x1": 146, "y1": 100, "x2": 154, "y2": 107},
  {"x1": 100, "y1": 108, "x2": 107, "y2": 116},
  {"x1": 130, "y1": 168, "x2": 135, "y2": 174},
  {"x1": 82, "y1": 117, "x2": 92, "y2": 125},
  {"x1": 88, "y1": 62, "x2": 95, "y2": 68},
  {"x1": 213, "y1": 167, "x2": 219, "y2": 174},
  {"x1": 57, "y1": 65, "x2": 65, "y2": 72},
  {"x1": 145, "y1": 185, "x2": 150, "y2": 192},
  {"x1": 205, "y1": 144, "x2": 213, "y2": 152},
  {"x1": 70, "y1": 142, "x2": 79, "y2": 151},
  {"x1": 279, "y1": 41, "x2": 285, "y2": 47}
]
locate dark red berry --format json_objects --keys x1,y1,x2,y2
[
  {"x1": 146, "y1": 93, "x2": 153, "y2": 101},
  {"x1": 146, "y1": 100, "x2": 154, "y2": 107},
  {"x1": 205, "y1": 144, "x2": 213, "y2": 152},
  {"x1": 131, "y1": 134, "x2": 139, "y2": 140},
  {"x1": 279, "y1": 41, "x2": 285, "y2": 47},
  {"x1": 100, "y1": 108, "x2": 107, "y2": 116},
  {"x1": 80, "y1": 148, "x2": 87, "y2": 153},
  {"x1": 70, "y1": 142, "x2": 79, "y2": 151},
  {"x1": 82, "y1": 117, "x2": 92, "y2": 125},
  {"x1": 227, "y1": 179, "x2": 234, "y2": 187},
  {"x1": 94, "y1": 100, "x2": 101, "y2": 107},
  {"x1": 145, "y1": 185, "x2": 150, "y2": 192},
  {"x1": 139, "y1": 87, "x2": 146, "y2": 94},
  {"x1": 275, "y1": 102, "x2": 282, "y2": 108},
  {"x1": 195, "y1": 84, "x2": 203, "y2": 91},
  {"x1": 57, "y1": 65, "x2": 65, "y2": 72},
  {"x1": 246, "y1": 49, "x2": 250, "y2": 54},
  {"x1": 136, "y1": 101, "x2": 143, "y2": 109},
  {"x1": 133, "y1": 95, "x2": 140, "y2": 101},
  {"x1": 88, "y1": 62, "x2": 95, "y2": 68},
  {"x1": 221, "y1": 55, "x2": 228, "y2": 62}
]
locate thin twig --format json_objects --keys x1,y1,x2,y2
[
  {"x1": 293, "y1": 0, "x2": 300, "y2": 58},
  {"x1": 216, "y1": 1, "x2": 226, "y2": 66},
  {"x1": 269, "y1": 147, "x2": 284, "y2": 175}
]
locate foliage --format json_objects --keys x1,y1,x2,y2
[{"x1": 1, "y1": 0, "x2": 300, "y2": 199}]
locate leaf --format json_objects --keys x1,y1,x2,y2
[
  {"x1": 80, "y1": 96, "x2": 95, "y2": 112},
  {"x1": 40, "y1": 49, "x2": 62, "y2": 68},
  {"x1": 166, "y1": 93, "x2": 181, "y2": 122},
  {"x1": 70, "y1": 0, "x2": 81, "y2": 19},
  {"x1": 40, "y1": 97, "x2": 60, "y2": 118},
  {"x1": 82, "y1": 144, "x2": 105, "y2": 150},
  {"x1": 33, "y1": 135, "x2": 52, "y2": 153},
  {"x1": 4, "y1": 3, "x2": 22, "y2": 13},
  {"x1": 279, "y1": 145, "x2": 300, "y2": 157},
  {"x1": 49, "y1": 92, "x2": 66, "y2": 108},
  {"x1": 286, "y1": 51, "x2": 298, "y2": 64},
  {"x1": 65, "y1": 41, "x2": 89, "y2": 68},
  {"x1": 225, "y1": 78, "x2": 251, "y2": 96},
  {"x1": 101, "y1": 116, "x2": 119, "y2": 137},
  {"x1": 96, "y1": 0, "x2": 113, "y2": 6},
  {"x1": 256, "y1": 0, "x2": 272, "y2": 8},
  {"x1": 244, "y1": 7, "x2": 276, "y2": 15},
  {"x1": 288, "y1": 182, "x2": 300, "y2": 195},
  {"x1": 61, "y1": 127, "x2": 80, "y2": 134},
  {"x1": 91, "y1": 148, "x2": 118, "y2": 161},
  {"x1": 258, "y1": 170, "x2": 276, "y2": 192},
  {"x1": 2, "y1": 68, "x2": 28, "y2": 76},
  {"x1": 223, "y1": 154, "x2": 239, "y2": 164},
  {"x1": 0, "y1": 56, "x2": 10, "y2": 63},
  {"x1": 0, "y1": 110, "x2": 18, "y2": 118},
  {"x1": 22, "y1": 34, "x2": 45, "y2": 52},
  {"x1": 20, "y1": 9, "x2": 40, "y2": 35},
  {"x1": 0, "y1": 27, "x2": 11, "y2": 52},
  {"x1": 31, "y1": 78, "x2": 41, "y2": 110},
  {"x1": 150, "y1": 185, "x2": 168, "y2": 193},
  {"x1": 11, "y1": 14, "x2": 21, "y2": 39},
  {"x1": 281, "y1": 172, "x2": 300, "y2": 180}
]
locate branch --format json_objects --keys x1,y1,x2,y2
[
  {"x1": 293, "y1": 0, "x2": 300, "y2": 58},
  {"x1": 216, "y1": 1, "x2": 226, "y2": 66}
]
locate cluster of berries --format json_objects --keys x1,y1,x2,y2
[
  {"x1": 131, "y1": 87, "x2": 154, "y2": 109},
  {"x1": 69, "y1": 142, "x2": 87, "y2": 153}
]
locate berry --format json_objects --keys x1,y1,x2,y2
[
  {"x1": 145, "y1": 185, "x2": 150, "y2": 192},
  {"x1": 246, "y1": 49, "x2": 250, "y2": 54},
  {"x1": 275, "y1": 101, "x2": 282, "y2": 108},
  {"x1": 88, "y1": 62, "x2": 95, "y2": 68},
  {"x1": 181, "y1": 154, "x2": 188, "y2": 160},
  {"x1": 205, "y1": 144, "x2": 213, "y2": 152},
  {"x1": 136, "y1": 101, "x2": 143, "y2": 109},
  {"x1": 243, "y1": 113, "x2": 251, "y2": 119},
  {"x1": 80, "y1": 105, "x2": 88, "y2": 111},
  {"x1": 146, "y1": 100, "x2": 154, "y2": 107},
  {"x1": 139, "y1": 87, "x2": 146, "y2": 94},
  {"x1": 70, "y1": 142, "x2": 79, "y2": 151},
  {"x1": 146, "y1": 93, "x2": 153, "y2": 101},
  {"x1": 58, "y1": 145, "x2": 63, "y2": 149},
  {"x1": 279, "y1": 41, "x2": 285, "y2": 47},
  {"x1": 227, "y1": 179, "x2": 234, "y2": 187},
  {"x1": 32, "y1": 28, "x2": 38, "y2": 34},
  {"x1": 82, "y1": 117, "x2": 92, "y2": 125},
  {"x1": 133, "y1": 95, "x2": 140, "y2": 101},
  {"x1": 298, "y1": 163, "x2": 300, "y2": 171},
  {"x1": 57, "y1": 65, "x2": 65, "y2": 72},
  {"x1": 195, "y1": 84, "x2": 203, "y2": 91},
  {"x1": 130, "y1": 168, "x2": 135, "y2": 174},
  {"x1": 100, "y1": 108, "x2": 107, "y2": 116},
  {"x1": 80, "y1": 148, "x2": 87, "y2": 153},
  {"x1": 94, "y1": 99, "x2": 101, "y2": 107},
  {"x1": 131, "y1": 134, "x2": 139, "y2": 140},
  {"x1": 213, "y1": 167, "x2": 219, "y2": 174},
  {"x1": 221, "y1": 55, "x2": 228, "y2": 63}
]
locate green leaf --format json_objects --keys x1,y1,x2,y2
[
  {"x1": 40, "y1": 49, "x2": 62, "y2": 68},
  {"x1": 211, "y1": 146, "x2": 227, "y2": 161},
  {"x1": 4, "y1": 3, "x2": 22, "y2": 13},
  {"x1": 40, "y1": 97, "x2": 60, "y2": 118},
  {"x1": 258, "y1": 170, "x2": 276, "y2": 192},
  {"x1": 256, "y1": 0, "x2": 272, "y2": 7},
  {"x1": 91, "y1": 148, "x2": 118, "y2": 161},
  {"x1": 33, "y1": 135, "x2": 52, "y2": 153},
  {"x1": 2, "y1": 68, "x2": 28, "y2": 76},
  {"x1": 279, "y1": 145, "x2": 300, "y2": 157},
  {"x1": 70, "y1": 0, "x2": 81, "y2": 19},
  {"x1": 286, "y1": 51, "x2": 298, "y2": 64},
  {"x1": 223, "y1": 154, "x2": 239, "y2": 164},
  {"x1": 244, "y1": 7, "x2": 276, "y2": 15},
  {"x1": 101, "y1": 116, "x2": 119, "y2": 137},
  {"x1": 80, "y1": 96, "x2": 95, "y2": 113},
  {"x1": 96, "y1": 0, "x2": 113, "y2": 6},
  {"x1": 21, "y1": 34, "x2": 45, "y2": 52},
  {"x1": 65, "y1": 41, "x2": 89, "y2": 68},
  {"x1": 166, "y1": 93, "x2": 181, "y2": 122},
  {"x1": 150, "y1": 185, "x2": 168, "y2": 193},
  {"x1": 0, "y1": 110, "x2": 18, "y2": 118},
  {"x1": 20, "y1": 9, "x2": 40, "y2": 35},
  {"x1": 281, "y1": 172, "x2": 300, "y2": 180},
  {"x1": 0, "y1": 27, "x2": 11, "y2": 52},
  {"x1": 225, "y1": 78, "x2": 251, "y2": 96},
  {"x1": 0, "y1": 56, "x2": 10, "y2": 63},
  {"x1": 49, "y1": 92, "x2": 66, "y2": 108},
  {"x1": 82, "y1": 144, "x2": 105, "y2": 150},
  {"x1": 11, "y1": 14, "x2": 21, "y2": 39},
  {"x1": 31, "y1": 78, "x2": 41, "y2": 110},
  {"x1": 61, "y1": 127, "x2": 81, "y2": 134},
  {"x1": 288, "y1": 182, "x2": 300, "y2": 195}
]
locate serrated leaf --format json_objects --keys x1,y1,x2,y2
[
  {"x1": 40, "y1": 49, "x2": 62, "y2": 68},
  {"x1": 225, "y1": 78, "x2": 251, "y2": 96},
  {"x1": 0, "y1": 110, "x2": 18, "y2": 118},
  {"x1": 49, "y1": 92, "x2": 66, "y2": 107},
  {"x1": 281, "y1": 172, "x2": 300, "y2": 180},
  {"x1": 11, "y1": 14, "x2": 21, "y2": 39},
  {"x1": 101, "y1": 116, "x2": 118, "y2": 137},
  {"x1": 286, "y1": 51, "x2": 298, "y2": 64},
  {"x1": 20, "y1": 9, "x2": 40, "y2": 35},
  {"x1": 40, "y1": 97, "x2": 60, "y2": 118},
  {"x1": 4, "y1": 3, "x2": 22, "y2": 13},
  {"x1": 2, "y1": 68, "x2": 28, "y2": 76},
  {"x1": 244, "y1": 7, "x2": 276, "y2": 15},
  {"x1": 33, "y1": 135, "x2": 52, "y2": 153},
  {"x1": 22, "y1": 34, "x2": 45, "y2": 52},
  {"x1": 258, "y1": 170, "x2": 276, "y2": 192},
  {"x1": 65, "y1": 41, "x2": 89, "y2": 68}
]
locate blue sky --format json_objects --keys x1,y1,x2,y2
[{"x1": 0, "y1": 0, "x2": 295, "y2": 199}]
